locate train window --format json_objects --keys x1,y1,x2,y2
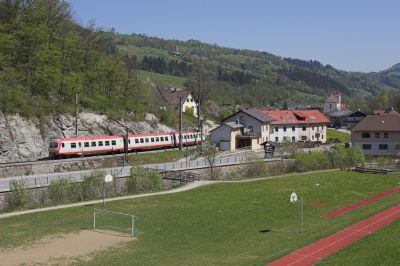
[
  {"x1": 71, "y1": 143, "x2": 76, "y2": 148},
  {"x1": 62, "y1": 143, "x2": 65, "y2": 148},
  {"x1": 128, "y1": 139, "x2": 131, "y2": 144},
  {"x1": 91, "y1": 141, "x2": 96, "y2": 147},
  {"x1": 99, "y1": 141, "x2": 103, "y2": 146},
  {"x1": 160, "y1": 137, "x2": 164, "y2": 141},
  {"x1": 105, "y1": 141, "x2": 110, "y2": 146},
  {"x1": 84, "y1": 142, "x2": 89, "y2": 147},
  {"x1": 135, "y1": 139, "x2": 139, "y2": 144},
  {"x1": 140, "y1": 138, "x2": 144, "y2": 143},
  {"x1": 111, "y1": 140, "x2": 116, "y2": 146},
  {"x1": 151, "y1": 138, "x2": 154, "y2": 142},
  {"x1": 165, "y1": 137, "x2": 169, "y2": 141},
  {"x1": 156, "y1": 137, "x2": 159, "y2": 142},
  {"x1": 184, "y1": 135, "x2": 187, "y2": 139},
  {"x1": 145, "y1": 138, "x2": 149, "y2": 143},
  {"x1": 79, "y1": 142, "x2": 82, "y2": 148}
]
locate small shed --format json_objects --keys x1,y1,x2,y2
[{"x1": 260, "y1": 141, "x2": 275, "y2": 158}]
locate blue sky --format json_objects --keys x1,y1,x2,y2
[{"x1": 68, "y1": 0, "x2": 400, "y2": 72}]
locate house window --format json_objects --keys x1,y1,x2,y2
[
  {"x1": 283, "y1": 136, "x2": 287, "y2": 141},
  {"x1": 301, "y1": 136, "x2": 307, "y2": 140},
  {"x1": 362, "y1": 144, "x2": 372, "y2": 150},
  {"x1": 312, "y1": 135, "x2": 314, "y2": 140},
  {"x1": 322, "y1": 125, "x2": 324, "y2": 130},
  {"x1": 275, "y1": 127, "x2": 279, "y2": 132},
  {"x1": 249, "y1": 126, "x2": 254, "y2": 132},
  {"x1": 275, "y1": 137, "x2": 279, "y2": 142},
  {"x1": 379, "y1": 144, "x2": 388, "y2": 150},
  {"x1": 71, "y1": 143, "x2": 76, "y2": 149},
  {"x1": 384, "y1": 132, "x2": 388, "y2": 138},
  {"x1": 111, "y1": 140, "x2": 116, "y2": 146},
  {"x1": 321, "y1": 134, "x2": 324, "y2": 139},
  {"x1": 292, "y1": 126, "x2": 295, "y2": 131},
  {"x1": 362, "y1": 132, "x2": 371, "y2": 138},
  {"x1": 283, "y1": 126, "x2": 287, "y2": 132},
  {"x1": 302, "y1": 126, "x2": 306, "y2": 131},
  {"x1": 375, "y1": 132, "x2": 380, "y2": 138},
  {"x1": 105, "y1": 141, "x2": 110, "y2": 146},
  {"x1": 84, "y1": 142, "x2": 89, "y2": 147},
  {"x1": 190, "y1": 99, "x2": 194, "y2": 102},
  {"x1": 292, "y1": 136, "x2": 295, "y2": 142},
  {"x1": 91, "y1": 141, "x2": 96, "y2": 147}
]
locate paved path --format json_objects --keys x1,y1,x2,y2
[
  {"x1": 0, "y1": 169, "x2": 338, "y2": 219},
  {"x1": 324, "y1": 186, "x2": 400, "y2": 218},
  {"x1": 268, "y1": 204, "x2": 400, "y2": 266}
]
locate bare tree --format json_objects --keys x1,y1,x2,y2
[{"x1": 204, "y1": 143, "x2": 219, "y2": 180}]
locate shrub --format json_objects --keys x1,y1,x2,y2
[
  {"x1": 241, "y1": 156, "x2": 268, "y2": 178},
  {"x1": 126, "y1": 167, "x2": 163, "y2": 193},
  {"x1": 48, "y1": 178, "x2": 71, "y2": 205},
  {"x1": 6, "y1": 180, "x2": 30, "y2": 209}
]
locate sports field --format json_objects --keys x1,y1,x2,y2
[{"x1": 0, "y1": 171, "x2": 399, "y2": 265}]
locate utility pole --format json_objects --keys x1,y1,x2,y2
[
  {"x1": 75, "y1": 92, "x2": 79, "y2": 137},
  {"x1": 197, "y1": 99, "x2": 201, "y2": 146},
  {"x1": 178, "y1": 96, "x2": 183, "y2": 150}
]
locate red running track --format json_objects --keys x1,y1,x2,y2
[
  {"x1": 324, "y1": 186, "x2": 400, "y2": 218},
  {"x1": 267, "y1": 204, "x2": 400, "y2": 266}
]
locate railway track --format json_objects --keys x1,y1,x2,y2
[{"x1": 0, "y1": 147, "x2": 182, "y2": 169}]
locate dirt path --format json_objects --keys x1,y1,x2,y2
[
  {"x1": 0, "y1": 230, "x2": 132, "y2": 266},
  {"x1": 268, "y1": 204, "x2": 400, "y2": 266}
]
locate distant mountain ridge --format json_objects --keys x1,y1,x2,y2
[{"x1": 113, "y1": 33, "x2": 400, "y2": 109}]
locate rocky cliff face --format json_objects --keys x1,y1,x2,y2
[{"x1": 0, "y1": 112, "x2": 174, "y2": 163}]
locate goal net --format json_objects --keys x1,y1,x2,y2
[{"x1": 93, "y1": 208, "x2": 138, "y2": 237}]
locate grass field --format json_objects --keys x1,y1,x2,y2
[
  {"x1": 0, "y1": 171, "x2": 399, "y2": 265},
  {"x1": 76, "y1": 149, "x2": 185, "y2": 170},
  {"x1": 139, "y1": 70, "x2": 186, "y2": 87},
  {"x1": 327, "y1": 129, "x2": 351, "y2": 143}
]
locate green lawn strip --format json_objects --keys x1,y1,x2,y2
[
  {"x1": 0, "y1": 171, "x2": 398, "y2": 266},
  {"x1": 327, "y1": 129, "x2": 351, "y2": 143},
  {"x1": 318, "y1": 220, "x2": 400, "y2": 266},
  {"x1": 138, "y1": 70, "x2": 186, "y2": 87}
]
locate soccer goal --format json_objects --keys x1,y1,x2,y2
[{"x1": 93, "y1": 208, "x2": 138, "y2": 237}]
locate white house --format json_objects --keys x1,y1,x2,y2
[
  {"x1": 256, "y1": 109, "x2": 329, "y2": 143},
  {"x1": 210, "y1": 109, "x2": 273, "y2": 151},
  {"x1": 157, "y1": 87, "x2": 198, "y2": 116}
]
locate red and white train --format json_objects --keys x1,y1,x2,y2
[{"x1": 48, "y1": 131, "x2": 204, "y2": 159}]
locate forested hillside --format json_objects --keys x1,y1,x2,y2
[
  {"x1": 1, "y1": 0, "x2": 400, "y2": 122},
  {"x1": 114, "y1": 33, "x2": 400, "y2": 112},
  {"x1": 0, "y1": 0, "x2": 152, "y2": 120}
]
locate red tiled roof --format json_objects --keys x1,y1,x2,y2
[{"x1": 253, "y1": 109, "x2": 329, "y2": 125}]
